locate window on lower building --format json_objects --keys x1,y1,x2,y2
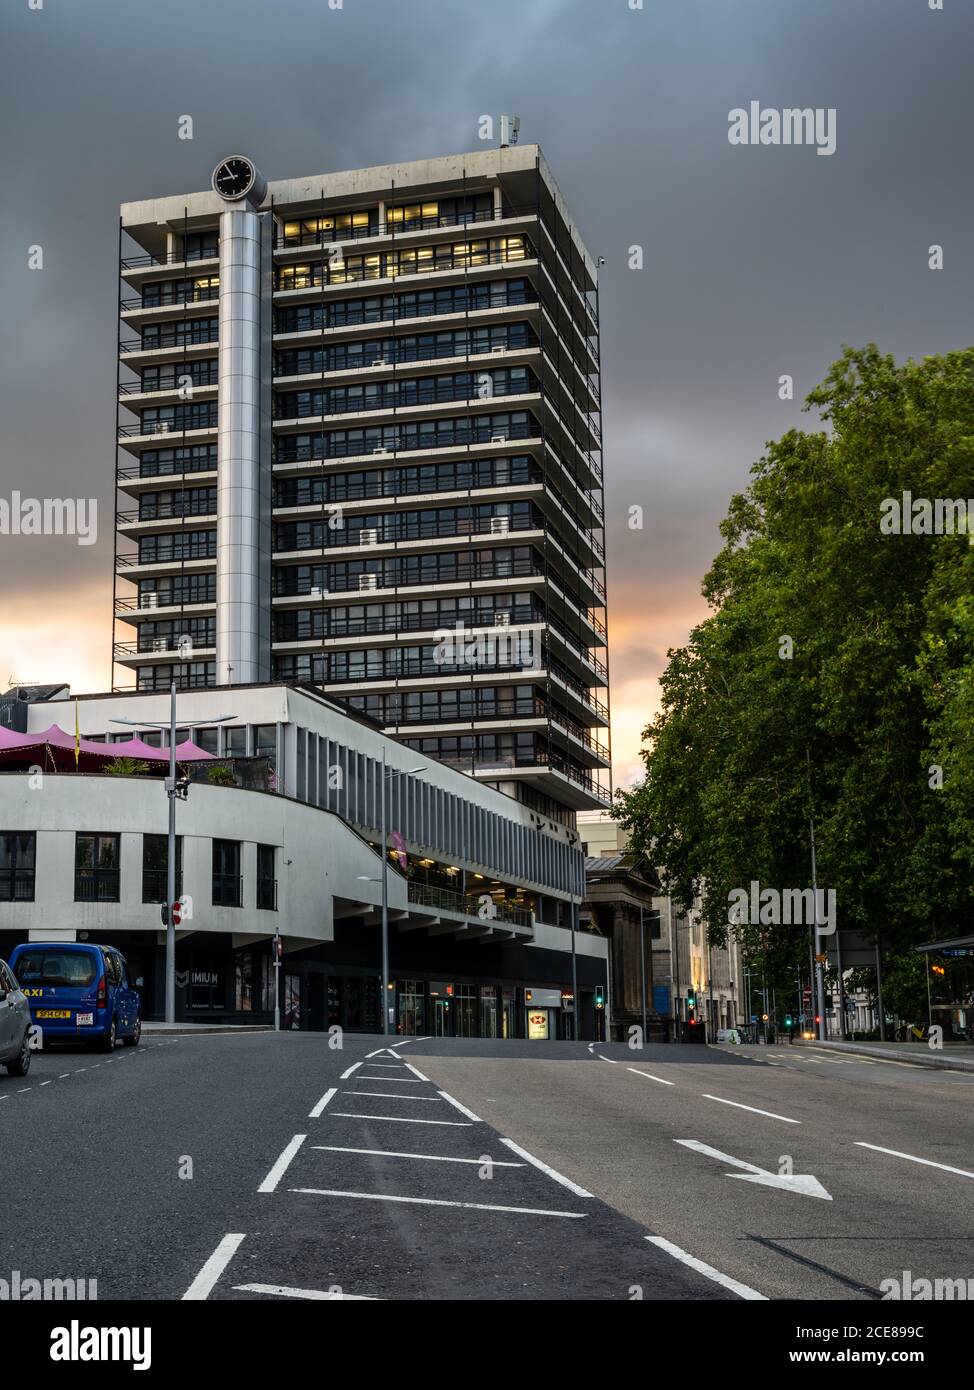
[
  {"x1": 212, "y1": 839, "x2": 241, "y2": 907},
  {"x1": 257, "y1": 844, "x2": 277, "y2": 910},
  {"x1": 142, "y1": 834, "x2": 183, "y2": 904},
  {"x1": 75, "y1": 833, "x2": 121, "y2": 903},
  {"x1": 0, "y1": 831, "x2": 36, "y2": 902}
]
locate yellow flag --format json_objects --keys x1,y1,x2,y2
[{"x1": 74, "y1": 700, "x2": 80, "y2": 770}]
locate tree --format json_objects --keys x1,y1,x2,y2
[{"x1": 619, "y1": 345, "x2": 974, "y2": 985}]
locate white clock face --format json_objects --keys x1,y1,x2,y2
[{"x1": 213, "y1": 157, "x2": 255, "y2": 200}]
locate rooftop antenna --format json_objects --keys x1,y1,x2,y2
[{"x1": 499, "y1": 115, "x2": 520, "y2": 149}]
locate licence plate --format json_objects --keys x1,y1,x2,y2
[
  {"x1": 36, "y1": 1010, "x2": 71, "y2": 1020},
  {"x1": 76, "y1": 1013, "x2": 94, "y2": 1027}
]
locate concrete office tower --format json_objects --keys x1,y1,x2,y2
[{"x1": 113, "y1": 147, "x2": 610, "y2": 827}]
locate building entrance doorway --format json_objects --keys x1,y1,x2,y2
[{"x1": 432, "y1": 997, "x2": 452, "y2": 1036}]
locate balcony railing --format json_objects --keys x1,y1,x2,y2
[
  {"x1": 121, "y1": 248, "x2": 219, "y2": 271},
  {"x1": 257, "y1": 877, "x2": 278, "y2": 911},
  {"x1": 274, "y1": 286, "x2": 536, "y2": 334},
  {"x1": 115, "y1": 639, "x2": 215, "y2": 659},
  {"x1": 142, "y1": 869, "x2": 183, "y2": 903},
  {"x1": 274, "y1": 245, "x2": 532, "y2": 295},
  {"x1": 119, "y1": 375, "x2": 218, "y2": 395},
  {"x1": 273, "y1": 511, "x2": 539, "y2": 555},
  {"x1": 119, "y1": 417, "x2": 217, "y2": 439},
  {"x1": 122, "y1": 286, "x2": 220, "y2": 312},
  {"x1": 120, "y1": 332, "x2": 219, "y2": 354},
  {"x1": 274, "y1": 603, "x2": 543, "y2": 643},
  {"x1": 406, "y1": 879, "x2": 532, "y2": 930},
  {"x1": 212, "y1": 873, "x2": 242, "y2": 908},
  {"x1": 273, "y1": 416, "x2": 539, "y2": 464},
  {"x1": 273, "y1": 554, "x2": 545, "y2": 599},
  {"x1": 274, "y1": 203, "x2": 535, "y2": 250},
  {"x1": 273, "y1": 376, "x2": 536, "y2": 423},
  {"x1": 274, "y1": 331, "x2": 537, "y2": 377},
  {"x1": 0, "y1": 871, "x2": 35, "y2": 902},
  {"x1": 74, "y1": 871, "x2": 120, "y2": 903},
  {"x1": 273, "y1": 463, "x2": 543, "y2": 509},
  {"x1": 117, "y1": 501, "x2": 216, "y2": 523}
]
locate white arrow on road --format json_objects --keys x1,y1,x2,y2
[{"x1": 675, "y1": 1139, "x2": 832, "y2": 1200}]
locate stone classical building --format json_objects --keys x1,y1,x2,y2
[{"x1": 580, "y1": 813, "x2": 746, "y2": 1041}]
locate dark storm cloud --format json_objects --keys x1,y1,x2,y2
[{"x1": 1, "y1": 0, "x2": 971, "y2": 770}]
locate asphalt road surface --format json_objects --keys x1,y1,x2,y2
[{"x1": 2, "y1": 1034, "x2": 972, "y2": 1301}]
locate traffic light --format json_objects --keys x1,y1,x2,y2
[
  {"x1": 784, "y1": 1014, "x2": 793, "y2": 1029},
  {"x1": 687, "y1": 988, "x2": 697, "y2": 1023},
  {"x1": 594, "y1": 985, "x2": 605, "y2": 1010}
]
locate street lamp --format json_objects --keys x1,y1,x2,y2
[
  {"x1": 357, "y1": 750, "x2": 425, "y2": 1036},
  {"x1": 112, "y1": 679, "x2": 235, "y2": 1024}
]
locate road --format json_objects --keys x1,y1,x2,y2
[{"x1": 2, "y1": 1034, "x2": 972, "y2": 1301}]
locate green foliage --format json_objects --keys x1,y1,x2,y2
[
  {"x1": 618, "y1": 345, "x2": 974, "y2": 983},
  {"x1": 104, "y1": 757, "x2": 150, "y2": 777},
  {"x1": 204, "y1": 763, "x2": 236, "y2": 786}
]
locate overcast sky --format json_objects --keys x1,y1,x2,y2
[{"x1": 1, "y1": 0, "x2": 972, "y2": 787}]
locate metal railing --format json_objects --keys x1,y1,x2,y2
[
  {"x1": 273, "y1": 510, "x2": 539, "y2": 554},
  {"x1": 120, "y1": 332, "x2": 219, "y2": 354},
  {"x1": 274, "y1": 603, "x2": 542, "y2": 642},
  {"x1": 119, "y1": 417, "x2": 218, "y2": 438},
  {"x1": 74, "y1": 871, "x2": 120, "y2": 903},
  {"x1": 0, "y1": 871, "x2": 35, "y2": 902},
  {"x1": 257, "y1": 877, "x2": 278, "y2": 911},
  {"x1": 273, "y1": 375, "x2": 536, "y2": 422},
  {"x1": 274, "y1": 462, "x2": 543, "y2": 509},
  {"x1": 274, "y1": 285, "x2": 535, "y2": 334},
  {"x1": 274, "y1": 330, "x2": 536, "y2": 376},
  {"x1": 121, "y1": 248, "x2": 219, "y2": 271},
  {"x1": 212, "y1": 873, "x2": 243, "y2": 908},
  {"x1": 272, "y1": 555, "x2": 545, "y2": 599},
  {"x1": 122, "y1": 286, "x2": 220, "y2": 312},
  {"x1": 274, "y1": 203, "x2": 535, "y2": 250},
  {"x1": 119, "y1": 374, "x2": 218, "y2": 395},
  {"x1": 274, "y1": 245, "x2": 532, "y2": 294},
  {"x1": 117, "y1": 500, "x2": 217, "y2": 523},
  {"x1": 406, "y1": 879, "x2": 532, "y2": 930},
  {"x1": 273, "y1": 416, "x2": 539, "y2": 464}
]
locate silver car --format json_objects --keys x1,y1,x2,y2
[{"x1": 0, "y1": 957, "x2": 32, "y2": 1076}]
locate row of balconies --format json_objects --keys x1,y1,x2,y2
[
  {"x1": 116, "y1": 348, "x2": 600, "y2": 455},
  {"x1": 119, "y1": 201, "x2": 597, "y2": 330}
]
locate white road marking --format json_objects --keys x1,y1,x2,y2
[
  {"x1": 855, "y1": 1142, "x2": 974, "y2": 1181},
  {"x1": 438, "y1": 1090, "x2": 483, "y2": 1121},
  {"x1": 258, "y1": 1134, "x2": 307, "y2": 1192},
  {"x1": 364, "y1": 1047, "x2": 399, "y2": 1059},
  {"x1": 702, "y1": 1094, "x2": 800, "y2": 1124},
  {"x1": 628, "y1": 1067, "x2": 675, "y2": 1086},
  {"x1": 403, "y1": 1061, "x2": 430, "y2": 1082},
  {"x1": 312, "y1": 1145, "x2": 525, "y2": 1167},
  {"x1": 360, "y1": 1061, "x2": 408, "y2": 1068},
  {"x1": 291, "y1": 1187, "x2": 587, "y2": 1217},
  {"x1": 645, "y1": 1236, "x2": 767, "y2": 1300},
  {"x1": 675, "y1": 1139, "x2": 831, "y2": 1200},
  {"x1": 344, "y1": 1091, "x2": 439, "y2": 1101},
  {"x1": 58, "y1": 1073, "x2": 70, "y2": 1079},
  {"x1": 339, "y1": 1062, "x2": 363, "y2": 1080},
  {"x1": 329, "y1": 1112, "x2": 470, "y2": 1126},
  {"x1": 598, "y1": 1054, "x2": 618, "y2": 1063},
  {"x1": 308, "y1": 1087, "x2": 337, "y2": 1118},
  {"x1": 499, "y1": 1137, "x2": 593, "y2": 1197},
  {"x1": 357, "y1": 1074, "x2": 421, "y2": 1083},
  {"x1": 39, "y1": 1080, "x2": 53, "y2": 1087},
  {"x1": 182, "y1": 1232, "x2": 246, "y2": 1301},
  {"x1": 232, "y1": 1282, "x2": 378, "y2": 1300}
]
